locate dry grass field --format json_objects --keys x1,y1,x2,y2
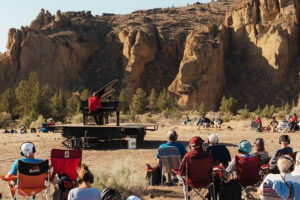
[{"x1": 0, "y1": 115, "x2": 299, "y2": 199}]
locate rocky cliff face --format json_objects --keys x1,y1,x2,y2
[{"x1": 0, "y1": 1, "x2": 299, "y2": 109}]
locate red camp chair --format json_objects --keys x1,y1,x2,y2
[
  {"x1": 173, "y1": 156, "x2": 215, "y2": 200},
  {"x1": 1, "y1": 160, "x2": 50, "y2": 200},
  {"x1": 235, "y1": 155, "x2": 261, "y2": 199},
  {"x1": 50, "y1": 149, "x2": 82, "y2": 200}
]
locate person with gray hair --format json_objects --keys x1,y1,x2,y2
[
  {"x1": 206, "y1": 133, "x2": 231, "y2": 166},
  {"x1": 156, "y1": 129, "x2": 187, "y2": 160},
  {"x1": 257, "y1": 155, "x2": 299, "y2": 198}
]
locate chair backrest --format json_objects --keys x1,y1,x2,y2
[
  {"x1": 236, "y1": 155, "x2": 261, "y2": 186},
  {"x1": 251, "y1": 121, "x2": 260, "y2": 129},
  {"x1": 186, "y1": 156, "x2": 212, "y2": 188},
  {"x1": 18, "y1": 160, "x2": 49, "y2": 190},
  {"x1": 50, "y1": 149, "x2": 82, "y2": 181},
  {"x1": 158, "y1": 147, "x2": 181, "y2": 174}
]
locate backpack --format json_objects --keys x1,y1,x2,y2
[
  {"x1": 146, "y1": 166, "x2": 165, "y2": 186},
  {"x1": 219, "y1": 180, "x2": 241, "y2": 200}
]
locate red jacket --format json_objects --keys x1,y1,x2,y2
[{"x1": 88, "y1": 96, "x2": 101, "y2": 111}]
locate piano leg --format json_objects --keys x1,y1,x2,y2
[
  {"x1": 105, "y1": 113, "x2": 109, "y2": 125},
  {"x1": 116, "y1": 111, "x2": 120, "y2": 126},
  {"x1": 83, "y1": 114, "x2": 86, "y2": 125}
]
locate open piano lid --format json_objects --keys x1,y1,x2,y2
[{"x1": 94, "y1": 79, "x2": 119, "y2": 100}]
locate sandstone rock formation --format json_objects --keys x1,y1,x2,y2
[
  {"x1": 169, "y1": 27, "x2": 227, "y2": 110},
  {"x1": 0, "y1": 0, "x2": 299, "y2": 109}
]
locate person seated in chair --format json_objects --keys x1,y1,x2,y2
[
  {"x1": 156, "y1": 129, "x2": 187, "y2": 160},
  {"x1": 289, "y1": 113, "x2": 298, "y2": 132},
  {"x1": 269, "y1": 135, "x2": 293, "y2": 168},
  {"x1": 255, "y1": 116, "x2": 263, "y2": 132},
  {"x1": 88, "y1": 92, "x2": 102, "y2": 125},
  {"x1": 266, "y1": 117, "x2": 278, "y2": 132},
  {"x1": 257, "y1": 155, "x2": 300, "y2": 198},
  {"x1": 6, "y1": 142, "x2": 43, "y2": 177},
  {"x1": 184, "y1": 116, "x2": 192, "y2": 125},
  {"x1": 197, "y1": 115, "x2": 211, "y2": 129},
  {"x1": 250, "y1": 138, "x2": 269, "y2": 165},
  {"x1": 206, "y1": 133, "x2": 231, "y2": 167},
  {"x1": 226, "y1": 140, "x2": 254, "y2": 173},
  {"x1": 213, "y1": 116, "x2": 223, "y2": 128},
  {"x1": 41, "y1": 120, "x2": 49, "y2": 133},
  {"x1": 178, "y1": 136, "x2": 211, "y2": 176},
  {"x1": 68, "y1": 164, "x2": 101, "y2": 200}
]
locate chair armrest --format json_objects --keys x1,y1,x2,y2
[
  {"x1": 172, "y1": 169, "x2": 181, "y2": 175},
  {"x1": 0, "y1": 175, "x2": 17, "y2": 182}
]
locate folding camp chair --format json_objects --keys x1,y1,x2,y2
[
  {"x1": 235, "y1": 155, "x2": 261, "y2": 199},
  {"x1": 50, "y1": 149, "x2": 82, "y2": 200},
  {"x1": 1, "y1": 160, "x2": 50, "y2": 200},
  {"x1": 259, "y1": 182, "x2": 293, "y2": 200},
  {"x1": 173, "y1": 156, "x2": 215, "y2": 200},
  {"x1": 158, "y1": 146, "x2": 181, "y2": 186}
]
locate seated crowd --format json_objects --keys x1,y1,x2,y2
[
  {"x1": 155, "y1": 130, "x2": 300, "y2": 199},
  {"x1": 184, "y1": 115, "x2": 223, "y2": 129},
  {"x1": 2, "y1": 129, "x2": 300, "y2": 200},
  {"x1": 3, "y1": 142, "x2": 141, "y2": 200},
  {"x1": 255, "y1": 114, "x2": 299, "y2": 133}
]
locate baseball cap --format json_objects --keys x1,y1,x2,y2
[
  {"x1": 21, "y1": 143, "x2": 34, "y2": 157},
  {"x1": 238, "y1": 140, "x2": 252, "y2": 153},
  {"x1": 189, "y1": 136, "x2": 204, "y2": 147}
]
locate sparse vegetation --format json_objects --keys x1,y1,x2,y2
[
  {"x1": 93, "y1": 159, "x2": 147, "y2": 197},
  {"x1": 119, "y1": 89, "x2": 130, "y2": 114},
  {"x1": 239, "y1": 105, "x2": 250, "y2": 120},
  {"x1": 130, "y1": 88, "x2": 148, "y2": 114},
  {"x1": 0, "y1": 112, "x2": 11, "y2": 128},
  {"x1": 148, "y1": 88, "x2": 158, "y2": 112},
  {"x1": 198, "y1": 102, "x2": 206, "y2": 116},
  {"x1": 219, "y1": 96, "x2": 237, "y2": 116}
]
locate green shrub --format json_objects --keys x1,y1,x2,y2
[
  {"x1": 162, "y1": 108, "x2": 182, "y2": 119},
  {"x1": 0, "y1": 112, "x2": 11, "y2": 128},
  {"x1": 255, "y1": 105, "x2": 261, "y2": 116},
  {"x1": 0, "y1": 88, "x2": 17, "y2": 114},
  {"x1": 219, "y1": 96, "x2": 237, "y2": 115},
  {"x1": 66, "y1": 95, "x2": 81, "y2": 116},
  {"x1": 119, "y1": 89, "x2": 129, "y2": 114},
  {"x1": 260, "y1": 104, "x2": 275, "y2": 118},
  {"x1": 148, "y1": 88, "x2": 158, "y2": 112},
  {"x1": 80, "y1": 89, "x2": 91, "y2": 101},
  {"x1": 240, "y1": 105, "x2": 250, "y2": 120},
  {"x1": 157, "y1": 89, "x2": 174, "y2": 112},
  {"x1": 198, "y1": 103, "x2": 206, "y2": 116},
  {"x1": 130, "y1": 88, "x2": 148, "y2": 114},
  {"x1": 93, "y1": 159, "x2": 147, "y2": 197},
  {"x1": 284, "y1": 102, "x2": 290, "y2": 114},
  {"x1": 221, "y1": 112, "x2": 232, "y2": 122},
  {"x1": 30, "y1": 115, "x2": 45, "y2": 129},
  {"x1": 51, "y1": 89, "x2": 67, "y2": 121},
  {"x1": 15, "y1": 72, "x2": 50, "y2": 118}
]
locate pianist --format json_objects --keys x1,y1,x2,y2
[{"x1": 88, "y1": 92, "x2": 102, "y2": 125}]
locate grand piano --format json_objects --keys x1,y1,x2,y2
[{"x1": 80, "y1": 79, "x2": 120, "y2": 126}]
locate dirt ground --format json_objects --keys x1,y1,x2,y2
[{"x1": 0, "y1": 118, "x2": 299, "y2": 200}]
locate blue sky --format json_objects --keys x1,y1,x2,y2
[{"x1": 0, "y1": 0, "x2": 209, "y2": 52}]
